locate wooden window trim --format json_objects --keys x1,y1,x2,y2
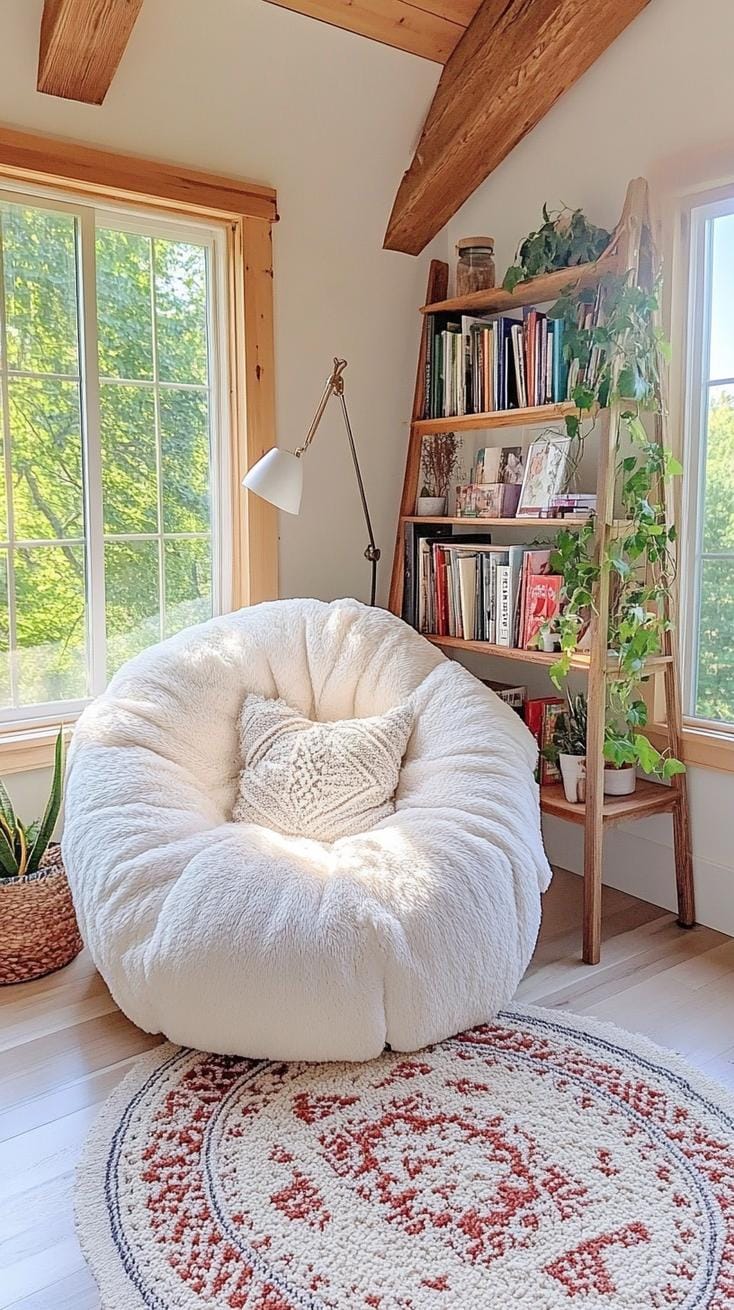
[
  {"x1": 646, "y1": 148, "x2": 734, "y2": 774},
  {"x1": 0, "y1": 125, "x2": 279, "y2": 772}
]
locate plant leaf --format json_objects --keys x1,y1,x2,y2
[
  {"x1": 0, "y1": 824, "x2": 19, "y2": 877},
  {"x1": 26, "y1": 728, "x2": 64, "y2": 875}
]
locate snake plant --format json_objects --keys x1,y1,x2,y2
[{"x1": 0, "y1": 727, "x2": 64, "y2": 879}]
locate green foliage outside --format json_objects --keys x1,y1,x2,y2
[
  {"x1": 695, "y1": 390, "x2": 734, "y2": 723},
  {"x1": 0, "y1": 202, "x2": 214, "y2": 710}
]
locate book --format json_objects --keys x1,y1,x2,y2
[
  {"x1": 481, "y1": 679, "x2": 526, "y2": 714},
  {"x1": 496, "y1": 564, "x2": 512, "y2": 645},
  {"x1": 540, "y1": 700, "x2": 565, "y2": 784},
  {"x1": 524, "y1": 696, "x2": 564, "y2": 785},
  {"x1": 523, "y1": 574, "x2": 563, "y2": 649},
  {"x1": 457, "y1": 554, "x2": 478, "y2": 639},
  {"x1": 517, "y1": 547, "x2": 553, "y2": 649}
]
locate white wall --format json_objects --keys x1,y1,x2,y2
[
  {"x1": 0, "y1": 0, "x2": 440, "y2": 607},
  {"x1": 445, "y1": 0, "x2": 734, "y2": 933}
]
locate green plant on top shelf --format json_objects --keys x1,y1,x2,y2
[
  {"x1": 541, "y1": 270, "x2": 684, "y2": 782},
  {"x1": 0, "y1": 727, "x2": 64, "y2": 880},
  {"x1": 502, "y1": 205, "x2": 611, "y2": 293}
]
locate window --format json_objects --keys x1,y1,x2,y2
[
  {"x1": 0, "y1": 188, "x2": 230, "y2": 723},
  {"x1": 682, "y1": 191, "x2": 734, "y2": 731}
]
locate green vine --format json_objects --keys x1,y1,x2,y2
[
  {"x1": 543, "y1": 272, "x2": 685, "y2": 781},
  {"x1": 503, "y1": 205, "x2": 611, "y2": 293}
]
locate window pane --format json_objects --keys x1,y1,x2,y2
[
  {"x1": 100, "y1": 383, "x2": 157, "y2": 534},
  {"x1": 14, "y1": 544, "x2": 87, "y2": 703},
  {"x1": 96, "y1": 228, "x2": 153, "y2": 381},
  {"x1": 702, "y1": 386, "x2": 734, "y2": 552},
  {"x1": 0, "y1": 394, "x2": 7, "y2": 541},
  {"x1": 164, "y1": 538, "x2": 212, "y2": 636},
  {"x1": 694, "y1": 558, "x2": 734, "y2": 725},
  {"x1": 0, "y1": 552, "x2": 10, "y2": 707},
  {"x1": 709, "y1": 213, "x2": 734, "y2": 382},
  {"x1": 105, "y1": 540, "x2": 160, "y2": 676},
  {"x1": 7, "y1": 378, "x2": 84, "y2": 541},
  {"x1": 1, "y1": 203, "x2": 79, "y2": 376},
  {"x1": 159, "y1": 389, "x2": 210, "y2": 533},
  {"x1": 154, "y1": 240, "x2": 208, "y2": 385}
]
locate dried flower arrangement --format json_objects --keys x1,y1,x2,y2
[{"x1": 419, "y1": 432, "x2": 463, "y2": 500}]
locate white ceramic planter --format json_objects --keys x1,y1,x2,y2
[
  {"x1": 540, "y1": 631, "x2": 560, "y2": 652},
  {"x1": 559, "y1": 753, "x2": 586, "y2": 804},
  {"x1": 604, "y1": 765, "x2": 637, "y2": 796},
  {"x1": 416, "y1": 496, "x2": 446, "y2": 517}
]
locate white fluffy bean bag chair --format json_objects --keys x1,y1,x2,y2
[{"x1": 63, "y1": 599, "x2": 551, "y2": 1062}]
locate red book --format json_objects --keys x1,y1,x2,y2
[
  {"x1": 434, "y1": 546, "x2": 447, "y2": 636},
  {"x1": 523, "y1": 574, "x2": 562, "y2": 649},
  {"x1": 524, "y1": 696, "x2": 564, "y2": 786}
]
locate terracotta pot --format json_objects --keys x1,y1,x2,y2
[{"x1": 0, "y1": 845, "x2": 83, "y2": 985}]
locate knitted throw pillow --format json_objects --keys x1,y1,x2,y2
[{"x1": 233, "y1": 694, "x2": 414, "y2": 842}]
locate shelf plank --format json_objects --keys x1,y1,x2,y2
[
  {"x1": 426, "y1": 633, "x2": 672, "y2": 673},
  {"x1": 414, "y1": 403, "x2": 577, "y2": 434},
  {"x1": 541, "y1": 780, "x2": 676, "y2": 827},
  {"x1": 401, "y1": 515, "x2": 593, "y2": 528},
  {"x1": 421, "y1": 254, "x2": 620, "y2": 317}
]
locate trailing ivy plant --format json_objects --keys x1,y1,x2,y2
[
  {"x1": 542, "y1": 271, "x2": 685, "y2": 782},
  {"x1": 503, "y1": 205, "x2": 611, "y2": 293}
]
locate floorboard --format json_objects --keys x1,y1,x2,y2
[{"x1": 1, "y1": 866, "x2": 732, "y2": 1308}]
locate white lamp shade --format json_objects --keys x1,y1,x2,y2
[{"x1": 243, "y1": 447, "x2": 303, "y2": 515}]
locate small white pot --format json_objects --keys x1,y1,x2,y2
[
  {"x1": 540, "y1": 631, "x2": 560, "y2": 652},
  {"x1": 604, "y1": 765, "x2": 637, "y2": 796},
  {"x1": 416, "y1": 496, "x2": 446, "y2": 517},
  {"x1": 559, "y1": 753, "x2": 586, "y2": 804}
]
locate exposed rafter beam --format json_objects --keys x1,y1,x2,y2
[
  {"x1": 38, "y1": 0, "x2": 144, "y2": 105},
  {"x1": 264, "y1": 0, "x2": 477, "y2": 64},
  {"x1": 384, "y1": 0, "x2": 652, "y2": 255}
]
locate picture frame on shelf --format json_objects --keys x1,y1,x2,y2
[{"x1": 516, "y1": 435, "x2": 571, "y2": 518}]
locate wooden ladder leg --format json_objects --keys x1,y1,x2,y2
[{"x1": 663, "y1": 659, "x2": 696, "y2": 926}]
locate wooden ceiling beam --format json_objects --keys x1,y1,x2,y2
[
  {"x1": 38, "y1": 0, "x2": 145, "y2": 105},
  {"x1": 264, "y1": 0, "x2": 471, "y2": 64},
  {"x1": 384, "y1": 0, "x2": 652, "y2": 255}
]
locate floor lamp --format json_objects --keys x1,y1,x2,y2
[{"x1": 242, "y1": 358, "x2": 381, "y2": 606}]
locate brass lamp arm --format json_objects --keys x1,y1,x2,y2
[{"x1": 295, "y1": 358, "x2": 381, "y2": 606}]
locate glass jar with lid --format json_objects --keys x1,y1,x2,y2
[{"x1": 456, "y1": 237, "x2": 495, "y2": 297}]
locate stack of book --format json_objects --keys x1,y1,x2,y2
[
  {"x1": 548, "y1": 493, "x2": 597, "y2": 519},
  {"x1": 423, "y1": 288, "x2": 606, "y2": 420},
  {"x1": 406, "y1": 533, "x2": 563, "y2": 648},
  {"x1": 455, "y1": 444, "x2": 525, "y2": 520}
]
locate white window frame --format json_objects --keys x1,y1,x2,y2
[
  {"x1": 0, "y1": 179, "x2": 233, "y2": 730},
  {"x1": 679, "y1": 186, "x2": 734, "y2": 738}
]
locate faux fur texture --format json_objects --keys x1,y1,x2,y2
[
  {"x1": 234, "y1": 694, "x2": 414, "y2": 841},
  {"x1": 62, "y1": 599, "x2": 552, "y2": 1062}
]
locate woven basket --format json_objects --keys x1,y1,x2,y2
[{"x1": 0, "y1": 845, "x2": 83, "y2": 985}]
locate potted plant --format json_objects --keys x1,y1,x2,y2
[
  {"x1": 547, "y1": 692, "x2": 588, "y2": 804},
  {"x1": 416, "y1": 433, "x2": 463, "y2": 516},
  {"x1": 0, "y1": 728, "x2": 81, "y2": 985}
]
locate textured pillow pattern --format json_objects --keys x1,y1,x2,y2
[{"x1": 234, "y1": 694, "x2": 413, "y2": 841}]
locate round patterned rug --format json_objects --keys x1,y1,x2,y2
[{"x1": 76, "y1": 1006, "x2": 734, "y2": 1309}]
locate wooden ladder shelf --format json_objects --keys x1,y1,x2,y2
[{"x1": 388, "y1": 177, "x2": 694, "y2": 965}]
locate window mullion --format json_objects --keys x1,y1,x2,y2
[
  {"x1": 77, "y1": 206, "x2": 107, "y2": 696},
  {"x1": 149, "y1": 238, "x2": 166, "y2": 642}
]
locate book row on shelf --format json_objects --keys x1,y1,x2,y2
[
  {"x1": 481, "y1": 680, "x2": 564, "y2": 789},
  {"x1": 423, "y1": 284, "x2": 606, "y2": 420},
  {"x1": 402, "y1": 520, "x2": 589, "y2": 652}
]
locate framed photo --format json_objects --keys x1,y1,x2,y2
[{"x1": 517, "y1": 436, "x2": 571, "y2": 517}]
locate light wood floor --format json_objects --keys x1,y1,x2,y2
[{"x1": 3, "y1": 867, "x2": 734, "y2": 1309}]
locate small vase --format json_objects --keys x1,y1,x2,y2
[
  {"x1": 604, "y1": 765, "x2": 637, "y2": 796},
  {"x1": 416, "y1": 496, "x2": 446, "y2": 517},
  {"x1": 540, "y1": 631, "x2": 560, "y2": 653},
  {"x1": 558, "y1": 753, "x2": 586, "y2": 804}
]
